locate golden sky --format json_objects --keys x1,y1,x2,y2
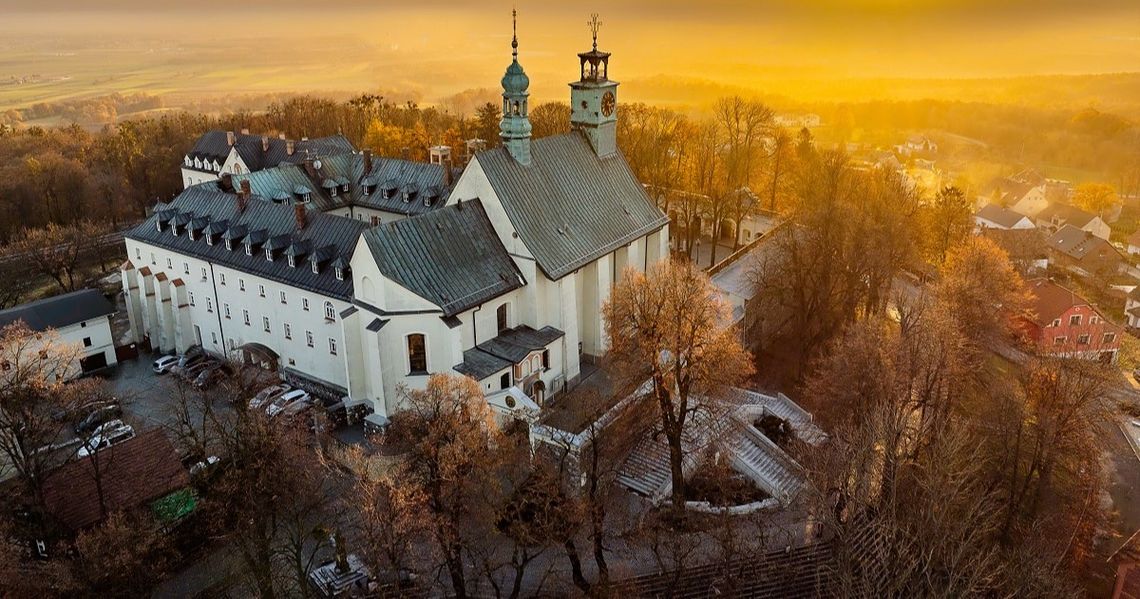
[{"x1": 1, "y1": 1, "x2": 1137, "y2": 109}]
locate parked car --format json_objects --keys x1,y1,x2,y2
[
  {"x1": 266, "y1": 389, "x2": 311, "y2": 418},
  {"x1": 249, "y1": 384, "x2": 291, "y2": 410},
  {"x1": 193, "y1": 362, "x2": 234, "y2": 390},
  {"x1": 74, "y1": 401, "x2": 123, "y2": 436},
  {"x1": 169, "y1": 352, "x2": 208, "y2": 377},
  {"x1": 177, "y1": 359, "x2": 216, "y2": 381},
  {"x1": 76, "y1": 420, "x2": 135, "y2": 458},
  {"x1": 152, "y1": 355, "x2": 180, "y2": 374}
]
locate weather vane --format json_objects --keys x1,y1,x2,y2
[{"x1": 588, "y1": 13, "x2": 602, "y2": 51}]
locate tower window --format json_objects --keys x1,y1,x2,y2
[{"x1": 496, "y1": 303, "x2": 509, "y2": 333}]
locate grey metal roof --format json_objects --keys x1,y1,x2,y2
[
  {"x1": 453, "y1": 347, "x2": 512, "y2": 380},
  {"x1": 353, "y1": 156, "x2": 458, "y2": 216},
  {"x1": 474, "y1": 132, "x2": 669, "y2": 280},
  {"x1": 126, "y1": 187, "x2": 366, "y2": 301},
  {"x1": 186, "y1": 131, "x2": 356, "y2": 173},
  {"x1": 474, "y1": 324, "x2": 563, "y2": 363},
  {"x1": 975, "y1": 203, "x2": 1030, "y2": 228},
  {"x1": 0, "y1": 289, "x2": 115, "y2": 332},
  {"x1": 1047, "y1": 224, "x2": 1118, "y2": 261},
  {"x1": 362, "y1": 199, "x2": 524, "y2": 317}
]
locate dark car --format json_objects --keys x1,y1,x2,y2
[
  {"x1": 193, "y1": 362, "x2": 234, "y2": 390},
  {"x1": 73, "y1": 401, "x2": 123, "y2": 436},
  {"x1": 178, "y1": 359, "x2": 216, "y2": 381}
]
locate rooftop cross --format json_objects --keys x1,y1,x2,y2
[
  {"x1": 588, "y1": 13, "x2": 602, "y2": 51},
  {"x1": 511, "y1": 8, "x2": 519, "y2": 59}
]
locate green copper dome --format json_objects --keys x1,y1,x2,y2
[{"x1": 501, "y1": 59, "x2": 530, "y2": 95}]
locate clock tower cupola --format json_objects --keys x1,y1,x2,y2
[{"x1": 570, "y1": 14, "x2": 619, "y2": 157}]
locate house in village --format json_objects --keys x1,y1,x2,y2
[
  {"x1": 0, "y1": 289, "x2": 118, "y2": 379},
  {"x1": 1124, "y1": 287, "x2": 1140, "y2": 328},
  {"x1": 1126, "y1": 230, "x2": 1140, "y2": 256},
  {"x1": 1035, "y1": 203, "x2": 1110, "y2": 240},
  {"x1": 1046, "y1": 224, "x2": 1125, "y2": 279},
  {"x1": 980, "y1": 228, "x2": 1048, "y2": 275},
  {"x1": 121, "y1": 25, "x2": 669, "y2": 421},
  {"x1": 1021, "y1": 278, "x2": 1121, "y2": 362},
  {"x1": 974, "y1": 203, "x2": 1035, "y2": 231}
]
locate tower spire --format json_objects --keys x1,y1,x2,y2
[{"x1": 512, "y1": 8, "x2": 518, "y2": 59}]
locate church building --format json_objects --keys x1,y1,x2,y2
[{"x1": 120, "y1": 16, "x2": 669, "y2": 420}]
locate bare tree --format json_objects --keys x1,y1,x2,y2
[
  {"x1": 604, "y1": 261, "x2": 754, "y2": 520},
  {"x1": 11, "y1": 221, "x2": 106, "y2": 293}
]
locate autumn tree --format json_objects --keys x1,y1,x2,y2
[
  {"x1": 529, "y1": 101, "x2": 571, "y2": 139},
  {"x1": 764, "y1": 127, "x2": 795, "y2": 213},
  {"x1": 923, "y1": 185, "x2": 973, "y2": 265},
  {"x1": 1072, "y1": 182, "x2": 1119, "y2": 218},
  {"x1": 388, "y1": 374, "x2": 506, "y2": 599},
  {"x1": 603, "y1": 260, "x2": 753, "y2": 519},
  {"x1": 934, "y1": 235, "x2": 1029, "y2": 354},
  {"x1": 71, "y1": 511, "x2": 174, "y2": 595},
  {"x1": 0, "y1": 322, "x2": 95, "y2": 513},
  {"x1": 715, "y1": 97, "x2": 774, "y2": 250}
]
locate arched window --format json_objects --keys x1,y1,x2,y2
[
  {"x1": 496, "y1": 303, "x2": 509, "y2": 333},
  {"x1": 407, "y1": 334, "x2": 427, "y2": 374},
  {"x1": 324, "y1": 301, "x2": 336, "y2": 321}
]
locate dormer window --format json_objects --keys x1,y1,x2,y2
[
  {"x1": 156, "y1": 221, "x2": 164, "y2": 233},
  {"x1": 225, "y1": 238, "x2": 233, "y2": 251},
  {"x1": 311, "y1": 261, "x2": 319, "y2": 274},
  {"x1": 335, "y1": 266, "x2": 344, "y2": 281},
  {"x1": 245, "y1": 242, "x2": 252, "y2": 256},
  {"x1": 341, "y1": 184, "x2": 349, "y2": 193},
  {"x1": 206, "y1": 235, "x2": 214, "y2": 246},
  {"x1": 265, "y1": 248, "x2": 273, "y2": 261},
  {"x1": 184, "y1": 156, "x2": 191, "y2": 166},
  {"x1": 288, "y1": 255, "x2": 296, "y2": 268},
  {"x1": 171, "y1": 225, "x2": 180, "y2": 237},
  {"x1": 189, "y1": 230, "x2": 196, "y2": 241}
]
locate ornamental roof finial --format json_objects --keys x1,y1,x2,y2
[
  {"x1": 512, "y1": 8, "x2": 519, "y2": 59},
  {"x1": 588, "y1": 13, "x2": 602, "y2": 51}
]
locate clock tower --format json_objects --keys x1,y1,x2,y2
[{"x1": 570, "y1": 14, "x2": 618, "y2": 158}]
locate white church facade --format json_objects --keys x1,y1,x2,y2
[{"x1": 121, "y1": 21, "x2": 668, "y2": 420}]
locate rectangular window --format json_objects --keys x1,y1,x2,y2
[
  {"x1": 370, "y1": 216, "x2": 381, "y2": 226},
  {"x1": 135, "y1": 248, "x2": 141, "y2": 259},
  {"x1": 189, "y1": 292, "x2": 195, "y2": 306},
  {"x1": 201, "y1": 267, "x2": 207, "y2": 280},
  {"x1": 258, "y1": 284, "x2": 265, "y2": 298},
  {"x1": 306, "y1": 331, "x2": 314, "y2": 347},
  {"x1": 211, "y1": 332, "x2": 218, "y2": 344},
  {"x1": 1090, "y1": 315, "x2": 1100, "y2": 325},
  {"x1": 263, "y1": 316, "x2": 271, "y2": 333},
  {"x1": 220, "y1": 273, "x2": 226, "y2": 285},
  {"x1": 83, "y1": 337, "x2": 92, "y2": 348},
  {"x1": 150, "y1": 253, "x2": 156, "y2": 265},
  {"x1": 183, "y1": 262, "x2": 189, "y2": 274},
  {"x1": 1077, "y1": 334, "x2": 1090, "y2": 345},
  {"x1": 239, "y1": 279, "x2": 245, "y2": 291},
  {"x1": 280, "y1": 290, "x2": 287, "y2": 304},
  {"x1": 1051, "y1": 319, "x2": 1061, "y2": 327},
  {"x1": 284, "y1": 323, "x2": 292, "y2": 340},
  {"x1": 243, "y1": 310, "x2": 250, "y2": 326},
  {"x1": 302, "y1": 298, "x2": 310, "y2": 311},
  {"x1": 1053, "y1": 336, "x2": 1067, "y2": 346},
  {"x1": 1069, "y1": 314, "x2": 1081, "y2": 326},
  {"x1": 329, "y1": 338, "x2": 337, "y2": 355},
  {"x1": 542, "y1": 349, "x2": 550, "y2": 371},
  {"x1": 166, "y1": 258, "x2": 172, "y2": 268},
  {"x1": 407, "y1": 334, "x2": 427, "y2": 374},
  {"x1": 224, "y1": 304, "x2": 231, "y2": 319},
  {"x1": 206, "y1": 298, "x2": 213, "y2": 313},
  {"x1": 1104, "y1": 332, "x2": 1117, "y2": 344}
]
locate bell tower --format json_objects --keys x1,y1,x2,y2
[
  {"x1": 499, "y1": 9, "x2": 533, "y2": 165},
  {"x1": 570, "y1": 14, "x2": 619, "y2": 157}
]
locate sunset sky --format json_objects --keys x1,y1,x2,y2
[{"x1": 2, "y1": 0, "x2": 1138, "y2": 109}]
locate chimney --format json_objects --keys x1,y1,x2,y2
[
  {"x1": 443, "y1": 159, "x2": 453, "y2": 187},
  {"x1": 302, "y1": 156, "x2": 317, "y2": 178},
  {"x1": 363, "y1": 149, "x2": 373, "y2": 174},
  {"x1": 240, "y1": 128, "x2": 250, "y2": 135},
  {"x1": 286, "y1": 140, "x2": 295, "y2": 156},
  {"x1": 278, "y1": 133, "x2": 287, "y2": 140},
  {"x1": 238, "y1": 180, "x2": 252, "y2": 212},
  {"x1": 400, "y1": 147, "x2": 410, "y2": 160},
  {"x1": 261, "y1": 135, "x2": 270, "y2": 152},
  {"x1": 226, "y1": 131, "x2": 236, "y2": 146},
  {"x1": 294, "y1": 203, "x2": 308, "y2": 230},
  {"x1": 220, "y1": 172, "x2": 234, "y2": 192}
]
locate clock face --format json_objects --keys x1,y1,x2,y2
[{"x1": 601, "y1": 91, "x2": 616, "y2": 117}]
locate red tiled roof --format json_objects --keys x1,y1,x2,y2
[
  {"x1": 42, "y1": 429, "x2": 189, "y2": 531},
  {"x1": 1026, "y1": 278, "x2": 1090, "y2": 326}
]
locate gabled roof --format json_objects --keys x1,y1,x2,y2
[
  {"x1": 975, "y1": 203, "x2": 1031, "y2": 229},
  {"x1": 1026, "y1": 278, "x2": 1095, "y2": 325},
  {"x1": 473, "y1": 325, "x2": 563, "y2": 364},
  {"x1": 475, "y1": 132, "x2": 669, "y2": 280},
  {"x1": 42, "y1": 429, "x2": 189, "y2": 530},
  {"x1": 355, "y1": 156, "x2": 457, "y2": 216},
  {"x1": 362, "y1": 199, "x2": 524, "y2": 317},
  {"x1": 979, "y1": 228, "x2": 1047, "y2": 260},
  {"x1": 0, "y1": 289, "x2": 114, "y2": 332},
  {"x1": 1047, "y1": 224, "x2": 1121, "y2": 262},
  {"x1": 126, "y1": 187, "x2": 366, "y2": 300},
  {"x1": 1037, "y1": 203, "x2": 1098, "y2": 228}
]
